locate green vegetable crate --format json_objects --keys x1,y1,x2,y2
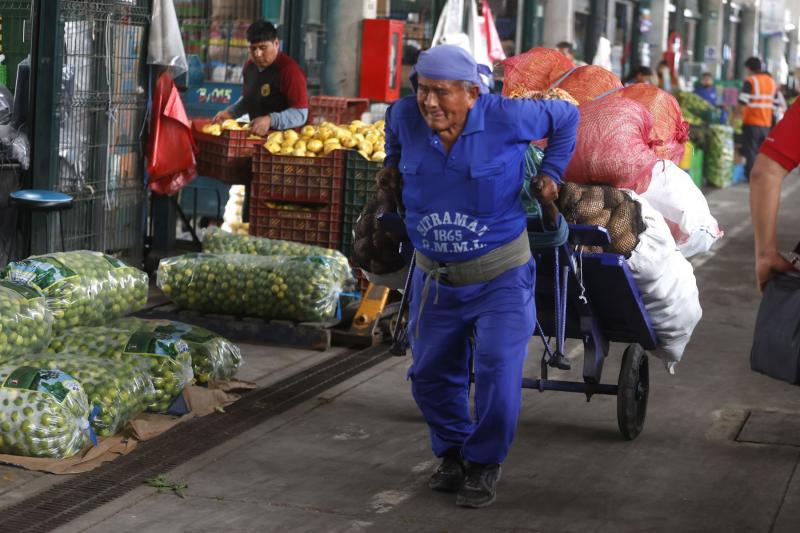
[
  {"x1": 690, "y1": 147, "x2": 704, "y2": 188},
  {"x1": 342, "y1": 150, "x2": 382, "y2": 258}
]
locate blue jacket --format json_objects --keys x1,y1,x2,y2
[
  {"x1": 384, "y1": 94, "x2": 578, "y2": 262},
  {"x1": 694, "y1": 85, "x2": 729, "y2": 124},
  {"x1": 694, "y1": 85, "x2": 717, "y2": 106}
]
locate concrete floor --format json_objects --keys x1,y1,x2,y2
[{"x1": 7, "y1": 179, "x2": 800, "y2": 533}]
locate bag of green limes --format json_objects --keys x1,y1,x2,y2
[
  {"x1": 110, "y1": 317, "x2": 242, "y2": 384},
  {"x1": 0, "y1": 281, "x2": 53, "y2": 361},
  {"x1": 48, "y1": 326, "x2": 194, "y2": 413},
  {"x1": 202, "y1": 228, "x2": 355, "y2": 289},
  {"x1": 0, "y1": 365, "x2": 91, "y2": 458},
  {"x1": 5, "y1": 353, "x2": 155, "y2": 438},
  {"x1": 704, "y1": 124, "x2": 734, "y2": 188},
  {"x1": 157, "y1": 253, "x2": 343, "y2": 323},
  {"x1": 2, "y1": 251, "x2": 148, "y2": 334}
]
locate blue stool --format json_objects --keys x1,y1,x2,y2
[{"x1": 10, "y1": 190, "x2": 74, "y2": 254}]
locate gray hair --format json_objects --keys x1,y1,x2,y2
[{"x1": 461, "y1": 80, "x2": 479, "y2": 92}]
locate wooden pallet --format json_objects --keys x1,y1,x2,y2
[{"x1": 133, "y1": 303, "x2": 338, "y2": 351}]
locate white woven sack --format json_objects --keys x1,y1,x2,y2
[
  {"x1": 642, "y1": 160, "x2": 723, "y2": 258},
  {"x1": 625, "y1": 191, "x2": 703, "y2": 372}
]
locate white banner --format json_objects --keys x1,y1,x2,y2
[{"x1": 761, "y1": 0, "x2": 787, "y2": 35}]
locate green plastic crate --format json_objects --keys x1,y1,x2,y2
[
  {"x1": 690, "y1": 147, "x2": 704, "y2": 188},
  {"x1": 341, "y1": 150, "x2": 381, "y2": 257}
]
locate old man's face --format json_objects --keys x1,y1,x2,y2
[{"x1": 416, "y1": 75, "x2": 478, "y2": 134}]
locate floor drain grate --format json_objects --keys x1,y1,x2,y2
[
  {"x1": 0, "y1": 344, "x2": 393, "y2": 533},
  {"x1": 736, "y1": 410, "x2": 800, "y2": 447}
]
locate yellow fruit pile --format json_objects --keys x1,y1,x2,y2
[
  {"x1": 263, "y1": 120, "x2": 386, "y2": 162},
  {"x1": 200, "y1": 119, "x2": 257, "y2": 137}
]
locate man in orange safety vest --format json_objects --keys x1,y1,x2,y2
[{"x1": 739, "y1": 57, "x2": 781, "y2": 179}]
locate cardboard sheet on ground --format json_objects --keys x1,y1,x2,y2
[{"x1": 0, "y1": 380, "x2": 256, "y2": 474}]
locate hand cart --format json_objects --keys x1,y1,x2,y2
[{"x1": 382, "y1": 213, "x2": 659, "y2": 441}]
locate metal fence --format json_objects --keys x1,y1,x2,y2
[{"x1": 44, "y1": 0, "x2": 149, "y2": 263}]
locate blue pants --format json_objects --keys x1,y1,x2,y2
[{"x1": 407, "y1": 259, "x2": 536, "y2": 465}]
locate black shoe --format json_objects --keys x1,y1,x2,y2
[
  {"x1": 428, "y1": 448, "x2": 464, "y2": 492},
  {"x1": 456, "y1": 462, "x2": 501, "y2": 508}
]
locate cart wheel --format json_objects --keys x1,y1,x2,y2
[{"x1": 616, "y1": 344, "x2": 649, "y2": 440}]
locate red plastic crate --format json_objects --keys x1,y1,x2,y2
[
  {"x1": 353, "y1": 269, "x2": 370, "y2": 293},
  {"x1": 193, "y1": 119, "x2": 265, "y2": 156},
  {"x1": 308, "y1": 96, "x2": 370, "y2": 125},
  {"x1": 251, "y1": 145, "x2": 345, "y2": 205},
  {"x1": 196, "y1": 158, "x2": 252, "y2": 185},
  {"x1": 249, "y1": 199, "x2": 343, "y2": 250},
  {"x1": 193, "y1": 119, "x2": 265, "y2": 184}
]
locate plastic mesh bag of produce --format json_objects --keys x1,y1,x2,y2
[
  {"x1": 641, "y1": 161, "x2": 723, "y2": 257},
  {"x1": 202, "y1": 227, "x2": 354, "y2": 289},
  {"x1": 158, "y1": 253, "x2": 343, "y2": 323},
  {"x1": 0, "y1": 280, "x2": 53, "y2": 361},
  {"x1": 558, "y1": 182, "x2": 646, "y2": 255},
  {"x1": 47, "y1": 326, "x2": 194, "y2": 413},
  {"x1": 110, "y1": 317, "x2": 242, "y2": 384},
  {"x1": 0, "y1": 365, "x2": 91, "y2": 458},
  {"x1": 5, "y1": 353, "x2": 154, "y2": 437},
  {"x1": 508, "y1": 87, "x2": 579, "y2": 106},
  {"x1": 563, "y1": 97, "x2": 659, "y2": 193},
  {"x1": 502, "y1": 47, "x2": 574, "y2": 97},
  {"x1": 2, "y1": 251, "x2": 148, "y2": 334},
  {"x1": 554, "y1": 65, "x2": 622, "y2": 105},
  {"x1": 704, "y1": 125, "x2": 734, "y2": 188},
  {"x1": 560, "y1": 185, "x2": 701, "y2": 368},
  {"x1": 607, "y1": 84, "x2": 689, "y2": 163}
]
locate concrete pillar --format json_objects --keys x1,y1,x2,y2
[
  {"x1": 323, "y1": 0, "x2": 377, "y2": 96},
  {"x1": 542, "y1": 0, "x2": 575, "y2": 47},
  {"x1": 739, "y1": 4, "x2": 760, "y2": 68},
  {"x1": 585, "y1": 0, "x2": 609, "y2": 64},
  {"x1": 704, "y1": 0, "x2": 726, "y2": 78},
  {"x1": 766, "y1": 33, "x2": 787, "y2": 82},
  {"x1": 647, "y1": 0, "x2": 671, "y2": 63},
  {"x1": 605, "y1": 0, "x2": 616, "y2": 44}
]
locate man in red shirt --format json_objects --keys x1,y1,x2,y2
[
  {"x1": 214, "y1": 20, "x2": 308, "y2": 135},
  {"x1": 750, "y1": 97, "x2": 800, "y2": 289}
]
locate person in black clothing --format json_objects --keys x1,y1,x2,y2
[
  {"x1": 624, "y1": 66, "x2": 654, "y2": 86},
  {"x1": 213, "y1": 21, "x2": 309, "y2": 135}
]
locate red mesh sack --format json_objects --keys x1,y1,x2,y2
[
  {"x1": 554, "y1": 65, "x2": 623, "y2": 105},
  {"x1": 502, "y1": 48, "x2": 574, "y2": 97},
  {"x1": 563, "y1": 97, "x2": 658, "y2": 193},
  {"x1": 607, "y1": 84, "x2": 689, "y2": 163}
]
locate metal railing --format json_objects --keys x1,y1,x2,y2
[{"x1": 40, "y1": 0, "x2": 149, "y2": 263}]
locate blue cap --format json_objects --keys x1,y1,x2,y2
[{"x1": 410, "y1": 44, "x2": 492, "y2": 95}]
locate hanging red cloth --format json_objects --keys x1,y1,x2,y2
[
  {"x1": 146, "y1": 71, "x2": 197, "y2": 196},
  {"x1": 481, "y1": 0, "x2": 506, "y2": 63}
]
